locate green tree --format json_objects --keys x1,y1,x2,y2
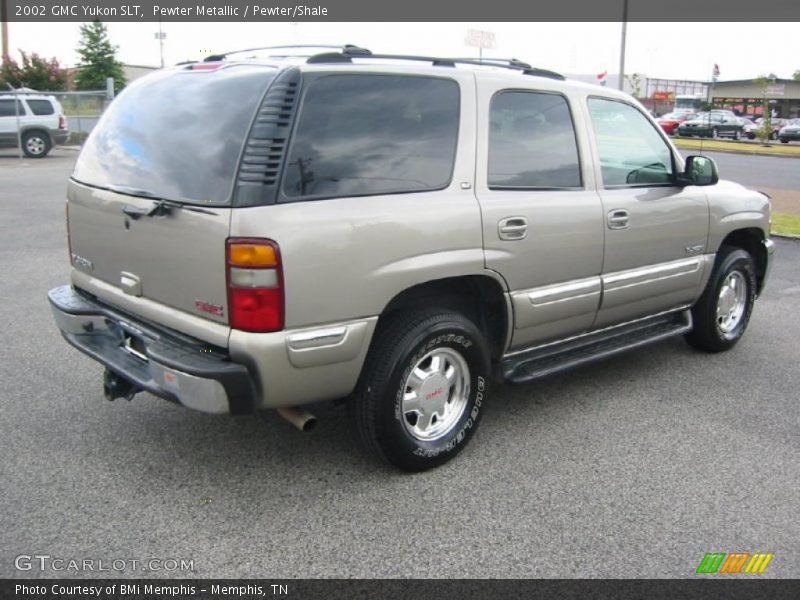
[
  {"x1": 753, "y1": 75, "x2": 774, "y2": 144},
  {"x1": 75, "y1": 20, "x2": 126, "y2": 91},
  {"x1": 625, "y1": 73, "x2": 643, "y2": 98},
  {"x1": 0, "y1": 51, "x2": 67, "y2": 91},
  {"x1": 793, "y1": 70, "x2": 800, "y2": 82}
]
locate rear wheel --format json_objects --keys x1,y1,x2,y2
[
  {"x1": 769, "y1": 131, "x2": 778, "y2": 141},
  {"x1": 685, "y1": 247, "x2": 756, "y2": 353},
  {"x1": 349, "y1": 309, "x2": 490, "y2": 471},
  {"x1": 781, "y1": 139, "x2": 789, "y2": 144},
  {"x1": 22, "y1": 130, "x2": 51, "y2": 158}
]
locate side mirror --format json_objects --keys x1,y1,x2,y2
[{"x1": 677, "y1": 155, "x2": 719, "y2": 186}]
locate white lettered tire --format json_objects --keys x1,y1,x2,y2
[{"x1": 349, "y1": 309, "x2": 490, "y2": 471}]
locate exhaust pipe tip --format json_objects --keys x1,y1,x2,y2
[{"x1": 276, "y1": 407, "x2": 317, "y2": 432}]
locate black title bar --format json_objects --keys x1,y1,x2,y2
[
  {"x1": 5, "y1": 0, "x2": 800, "y2": 22},
  {"x1": 4, "y1": 579, "x2": 800, "y2": 600}
]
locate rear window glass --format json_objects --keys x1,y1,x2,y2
[
  {"x1": 489, "y1": 91, "x2": 581, "y2": 189},
  {"x1": 26, "y1": 99, "x2": 55, "y2": 115},
  {"x1": 282, "y1": 74, "x2": 459, "y2": 200},
  {"x1": 73, "y1": 66, "x2": 276, "y2": 205}
]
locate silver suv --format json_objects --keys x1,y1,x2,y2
[
  {"x1": 0, "y1": 93, "x2": 69, "y2": 157},
  {"x1": 49, "y1": 47, "x2": 774, "y2": 471}
]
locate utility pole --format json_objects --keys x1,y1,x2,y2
[
  {"x1": 1, "y1": 0, "x2": 10, "y2": 59},
  {"x1": 618, "y1": 0, "x2": 628, "y2": 91},
  {"x1": 154, "y1": 20, "x2": 166, "y2": 68}
]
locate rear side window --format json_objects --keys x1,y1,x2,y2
[
  {"x1": 489, "y1": 91, "x2": 582, "y2": 189},
  {"x1": 73, "y1": 66, "x2": 276, "y2": 205},
  {"x1": 26, "y1": 99, "x2": 55, "y2": 116},
  {"x1": 282, "y1": 74, "x2": 460, "y2": 201},
  {"x1": 0, "y1": 99, "x2": 25, "y2": 117}
]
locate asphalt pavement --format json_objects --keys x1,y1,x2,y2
[
  {"x1": 1, "y1": 150, "x2": 798, "y2": 578},
  {"x1": 693, "y1": 150, "x2": 800, "y2": 191}
]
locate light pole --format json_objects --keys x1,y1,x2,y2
[{"x1": 154, "y1": 21, "x2": 166, "y2": 68}]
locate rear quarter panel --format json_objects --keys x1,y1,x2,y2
[{"x1": 229, "y1": 69, "x2": 488, "y2": 329}]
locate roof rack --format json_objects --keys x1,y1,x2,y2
[
  {"x1": 204, "y1": 44, "x2": 370, "y2": 62},
  {"x1": 201, "y1": 44, "x2": 565, "y2": 81},
  {"x1": 306, "y1": 47, "x2": 565, "y2": 81}
]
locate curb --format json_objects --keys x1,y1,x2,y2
[
  {"x1": 771, "y1": 232, "x2": 800, "y2": 240},
  {"x1": 673, "y1": 143, "x2": 800, "y2": 160}
]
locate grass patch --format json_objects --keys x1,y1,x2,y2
[
  {"x1": 673, "y1": 137, "x2": 800, "y2": 157},
  {"x1": 65, "y1": 131, "x2": 89, "y2": 146},
  {"x1": 58, "y1": 95, "x2": 106, "y2": 117},
  {"x1": 771, "y1": 212, "x2": 800, "y2": 236}
]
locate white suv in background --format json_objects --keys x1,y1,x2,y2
[{"x1": 0, "y1": 94, "x2": 69, "y2": 157}]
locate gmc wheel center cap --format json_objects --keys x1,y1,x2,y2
[{"x1": 420, "y1": 375, "x2": 448, "y2": 412}]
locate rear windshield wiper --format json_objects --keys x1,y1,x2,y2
[{"x1": 105, "y1": 184, "x2": 219, "y2": 218}]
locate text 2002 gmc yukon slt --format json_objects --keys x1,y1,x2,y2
[{"x1": 49, "y1": 47, "x2": 774, "y2": 471}]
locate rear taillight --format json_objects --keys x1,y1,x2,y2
[
  {"x1": 226, "y1": 239, "x2": 284, "y2": 332},
  {"x1": 58, "y1": 115, "x2": 66, "y2": 130}
]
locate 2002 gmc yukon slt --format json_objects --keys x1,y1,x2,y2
[{"x1": 49, "y1": 46, "x2": 774, "y2": 471}]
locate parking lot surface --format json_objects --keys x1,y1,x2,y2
[{"x1": 1, "y1": 150, "x2": 798, "y2": 578}]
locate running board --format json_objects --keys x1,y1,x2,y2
[{"x1": 501, "y1": 311, "x2": 693, "y2": 384}]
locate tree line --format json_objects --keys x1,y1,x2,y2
[{"x1": 1, "y1": 21, "x2": 126, "y2": 92}]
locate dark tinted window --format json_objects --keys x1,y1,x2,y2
[
  {"x1": 26, "y1": 99, "x2": 55, "y2": 115},
  {"x1": 73, "y1": 66, "x2": 276, "y2": 205},
  {"x1": 0, "y1": 99, "x2": 25, "y2": 117},
  {"x1": 588, "y1": 98, "x2": 674, "y2": 187},
  {"x1": 489, "y1": 91, "x2": 581, "y2": 189},
  {"x1": 283, "y1": 74, "x2": 459, "y2": 200}
]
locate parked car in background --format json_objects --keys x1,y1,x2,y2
[
  {"x1": 656, "y1": 111, "x2": 697, "y2": 136},
  {"x1": 778, "y1": 118, "x2": 800, "y2": 143},
  {"x1": 0, "y1": 94, "x2": 69, "y2": 157},
  {"x1": 676, "y1": 111, "x2": 744, "y2": 139},
  {"x1": 744, "y1": 117, "x2": 788, "y2": 140}
]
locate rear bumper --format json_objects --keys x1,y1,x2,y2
[
  {"x1": 50, "y1": 129, "x2": 70, "y2": 145},
  {"x1": 48, "y1": 285, "x2": 257, "y2": 414}
]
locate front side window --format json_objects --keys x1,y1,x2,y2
[
  {"x1": 588, "y1": 98, "x2": 674, "y2": 187},
  {"x1": 283, "y1": 74, "x2": 460, "y2": 200},
  {"x1": 0, "y1": 99, "x2": 25, "y2": 117},
  {"x1": 489, "y1": 91, "x2": 581, "y2": 189},
  {"x1": 26, "y1": 99, "x2": 56, "y2": 116}
]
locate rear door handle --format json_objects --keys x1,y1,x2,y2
[
  {"x1": 607, "y1": 209, "x2": 630, "y2": 230},
  {"x1": 498, "y1": 217, "x2": 528, "y2": 241}
]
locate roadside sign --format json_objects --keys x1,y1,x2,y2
[{"x1": 465, "y1": 29, "x2": 496, "y2": 50}]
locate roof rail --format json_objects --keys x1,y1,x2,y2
[
  {"x1": 306, "y1": 48, "x2": 565, "y2": 80},
  {"x1": 204, "y1": 44, "x2": 370, "y2": 62}
]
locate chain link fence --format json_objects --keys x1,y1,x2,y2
[{"x1": 50, "y1": 90, "x2": 111, "y2": 145}]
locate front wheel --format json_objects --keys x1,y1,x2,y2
[
  {"x1": 685, "y1": 247, "x2": 756, "y2": 353},
  {"x1": 349, "y1": 309, "x2": 490, "y2": 471},
  {"x1": 769, "y1": 131, "x2": 778, "y2": 141}
]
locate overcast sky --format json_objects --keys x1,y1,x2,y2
[{"x1": 5, "y1": 21, "x2": 800, "y2": 82}]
